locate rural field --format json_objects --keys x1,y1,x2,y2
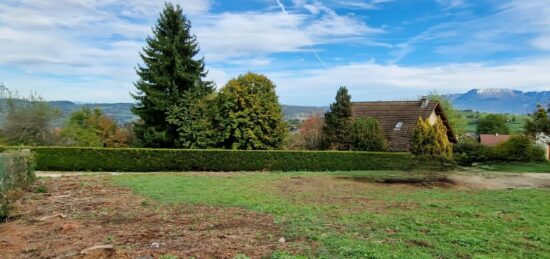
[{"x1": 1, "y1": 170, "x2": 549, "y2": 258}]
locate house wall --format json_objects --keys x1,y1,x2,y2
[
  {"x1": 427, "y1": 111, "x2": 438, "y2": 125},
  {"x1": 536, "y1": 133, "x2": 550, "y2": 160}
]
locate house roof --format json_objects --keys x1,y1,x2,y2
[
  {"x1": 351, "y1": 100, "x2": 457, "y2": 151},
  {"x1": 479, "y1": 134, "x2": 511, "y2": 147}
]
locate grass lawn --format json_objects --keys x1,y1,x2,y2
[
  {"x1": 477, "y1": 162, "x2": 550, "y2": 173},
  {"x1": 113, "y1": 171, "x2": 550, "y2": 258}
]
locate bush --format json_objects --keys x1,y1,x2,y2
[
  {"x1": 453, "y1": 135, "x2": 545, "y2": 165},
  {"x1": 0, "y1": 150, "x2": 35, "y2": 220},
  {"x1": 492, "y1": 135, "x2": 545, "y2": 162},
  {"x1": 349, "y1": 117, "x2": 387, "y2": 151},
  {"x1": 0, "y1": 147, "x2": 432, "y2": 172}
]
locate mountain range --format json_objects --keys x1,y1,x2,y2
[
  {"x1": 444, "y1": 88, "x2": 550, "y2": 114},
  {"x1": 2, "y1": 88, "x2": 547, "y2": 125}
]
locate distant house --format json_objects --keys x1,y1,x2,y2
[
  {"x1": 479, "y1": 134, "x2": 511, "y2": 147},
  {"x1": 536, "y1": 133, "x2": 550, "y2": 160},
  {"x1": 351, "y1": 97, "x2": 457, "y2": 151}
]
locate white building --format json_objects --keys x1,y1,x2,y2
[{"x1": 536, "y1": 133, "x2": 550, "y2": 160}]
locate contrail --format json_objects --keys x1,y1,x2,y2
[{"x1": 274, "y1": 0, "x2": 329, "y2": 68}]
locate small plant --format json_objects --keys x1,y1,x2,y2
[
  {"x1": 159, "y1": 255, "x2": 178, "y2": 259},
  {"x1": 140, "y1": 200, "x2": 149, "y2": 207},
  {"x1": 35, "y1": 186, "x2": 47, "y2": 193},
  {"x1": 233, "y1": 254, "x2": 250, "y2": 259}
]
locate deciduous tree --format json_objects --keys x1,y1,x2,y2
[
  {"x1": 476, "y1": 114, "x2": 510, "y2": 135},
  {"x1": 213, "y1": 73, "x2": 287, "y2": 150},
  {"x1": 524, "y1": 104, "x2": 550, "y2": 136}
]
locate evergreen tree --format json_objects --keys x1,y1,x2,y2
[
  {"x1": 433, "y1": 117, "x2": 453, "y2": 159},
  {"x1": 349, "y1": 117, "x2": 387, "y2": 151},
  {"x1": 411, "y1": 117, "x2": 431, "y2": 156},
  {"x1": 166, "y1": 90, "x2": 216, "y2": 149},
  {"x1": 323, "y1": 86, "x2": 353, "y2": 150},
  {"x1": 131, "y1": 3, "x2": 213, "y2": 148},
  {"x1": 524, "y1": 104, "x2": 550, "y2": 136},
  {"x1": 213, "y1": 73, "x2": 287, "y2": 150},
  {"x1": 411, "y1": 117, "x2": 453, "y2": 158}
]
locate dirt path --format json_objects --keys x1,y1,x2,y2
[
  {"x1": 448, "y1": 173, "x2": 550, "y2": 190},
  {"x1": 0, "y1": 176, "x2": 286, "y2": 259}
]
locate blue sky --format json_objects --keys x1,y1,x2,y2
[{"x1": 0, "y1": 0, "x2": 549, "y2": 105}]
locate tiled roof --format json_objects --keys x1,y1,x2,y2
[
  {"x1": 351, "y1": 100, "x2": 456, "y2": 151},
  {"x1": 479, "y1": 134, "x2": 511, "y2": 147}
]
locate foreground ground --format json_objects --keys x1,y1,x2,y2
[{"x1": 1, "y1": 171, "x2": 549, "y2": 258}]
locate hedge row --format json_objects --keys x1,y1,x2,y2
[
  {"x1": 3, "y1": 147, "x2": 421, "y2": 172},
  {"x1": 0, "y1": 150, "x2": 35, "y2": 220}
]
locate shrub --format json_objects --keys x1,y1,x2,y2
[
  {"x1": 0, "y1": 150, "x2": 35, "y2": 220},
  {"x1": 411, "y1": 117, "x2": 453, "y2": 160},
  {"x1": 453, "y1": 135, "x2": 545, "y2": 164},
  {"x1": 0, "y1": 147, "x2": 434, "y2": 172},
  {"x1": 492, "y1": 135, "x2": 545, "y2": 162},
  {"x1": 349, "y1": 117, "x2": 387, "y2": 151},
  {"x1": 453, "y1": 138, "x2": 490, "y2": 165}
]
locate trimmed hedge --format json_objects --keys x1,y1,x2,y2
[
  {"x1": 4, "y1": 147, "x2": 420, "y2": 172},
  {"x1": 0, "y1": 150, "x2": 35, "y2": 220}
]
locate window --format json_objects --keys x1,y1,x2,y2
[{"x1": 394, "y1": 121, "x2": 403, "y2": 130}]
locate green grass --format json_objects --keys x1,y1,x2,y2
[
  {"x1": 112, "y1": 172, "x2": 550, "y2": 258},
  {"x1": 477, "y1": 162, "x2": 550, "y2": 173},
  {"x1": 460, "y1": 110, "x2": 529, "y2": 133}
]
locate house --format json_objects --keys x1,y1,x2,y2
[
  {"x1": 351, "y1": 97, "x2": 457, "y2": 151},
  {"x1": 536, "y1": 133, "x2": 550, "y2": 160},
  {"x1": 479, "y1": 133, "x2": 511, "y2": 147}
]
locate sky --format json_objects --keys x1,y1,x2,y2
[{"x1": 0, "y1": 0, "x2": 549, "y2": 105}]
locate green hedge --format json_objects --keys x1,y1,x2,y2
[
  {"x1": 0, "y1": 150, "x2": 35, "y2": 220},
  {"x1": 4, "y1": 147, "x2": 420, "y2": 172}
]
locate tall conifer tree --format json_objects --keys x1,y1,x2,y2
[
  {"x1": 132, "y1": 3, "x2": 213, "y2": 147},
  {"x1": 323, "y1": 86, "x2": 353, "y2": 150}
]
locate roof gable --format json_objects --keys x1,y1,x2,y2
[{"x1": 351, "y1": 100, "x2": 456, "y2": 151}]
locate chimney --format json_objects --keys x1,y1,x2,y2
[{"x1": 420, "y1": 96, "x2": 429, "y2": 108}]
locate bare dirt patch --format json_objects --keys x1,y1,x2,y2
[
  {"x1": 0, "y1": 176, "x2": 285, "y2": 259},
  {"x1": 447, "y1": 173, "x2": 550, "y2": 190}
]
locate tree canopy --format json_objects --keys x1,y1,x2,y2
[
  {"x1": 428, "y1": 92, "x2": 467, "y2": 135},
  {"x1": 524, "y1": 104, "x2": 550, "y2": 136},
  {"x1": 349, "y1": 117, "x2": 387, "y2": 151},
  {"x1": 323, "y1": 86, "x2": 353, "y2": 150},
  {"x1": 213, "y1": 72, "x2": 287, "y2": 150},
  {"x1": 476, "y1": 114, "x2": 510, "y2": 135},
  {"x1": 131, "y1": 3, "x2": 213, "y2": 148}
]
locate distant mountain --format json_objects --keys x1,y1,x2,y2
[{"x1": 446, "y1": 88, "x2": 550, "y2": 114}]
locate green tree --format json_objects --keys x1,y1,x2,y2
[
  {"x1": 411, "y1": 117, "x2": 432, "y2": 156},
  {"x1": 411, "y1": 117, "x2": 452, "y2": 158},
  {"x1": 349, "y1": 117, "x2": 387, "y2": 151},
  {"x1": 166, "y1": 89, "x2": 216, "y2": 149},
  {"x1": 213, "y1": 73, "x2": 287, "y2": 150},
  {"x1": 428, "y1": 92, "x2": 467, "y2": 135},
  {"x1": 59, "y1": 108, "x2": 129, "y2": 147},
  {"x1": 476, "y1": 114, "x2": 510, "y2": 135},
  {"x1": 524, "y1": 104, "x2": 550, "y2": 136},
  {"x1": 131, "y1": 3, "x2": 213, "y2": 148},
  {"x1": 323, "y1": 86, "x2": 353, "y2": 150},
  {"x1": 0, "y1": 91, "x2": 60, "y2": 146}
]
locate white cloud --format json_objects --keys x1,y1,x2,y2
[
  {"x1": 435, "y1": 0, "x2": 465, "y2": 9},
  {"x1": 268, "y1": 57, "x2": 550, "y2": 105}
]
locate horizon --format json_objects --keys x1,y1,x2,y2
[{"x1": 1, "y1": 0, "x2": 550, "y2": 106}]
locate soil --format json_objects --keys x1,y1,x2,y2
[
  {"x1": 0, "y1": 176, "x2": 286, "y2": 259},
  {"x1": 447, "y1": 173, "x2": 550, "y2": 190}
]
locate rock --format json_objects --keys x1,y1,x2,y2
[
  {"x1": 80, "y1": 245, "x2": 114, "y2": 254},
  {"x1": 278, "y1": 237, "x2": 286, "y2": 244},
  {"x1": 150, "y1": 242, "x2": 160, "y2": 248}
]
